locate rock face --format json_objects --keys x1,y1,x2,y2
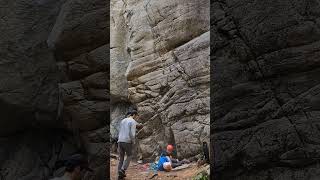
[
  {"x1": 0, "y1": 0, "x2": 108, "y2": 179},
  {"x1": 0, "y1": 0, "x2": 63, "y2": 136},
  {"x1": 49, "y1": 0, "x2": 109, "y2": 179},
  {"x1": 47, "y1": 0, "x2": 108, "y2": 61},
  {"x1": 0, "y1": 0, "x2": 66, "y2": 178},
  {"x1": 212, "y1": 0, "x2": 320, "y2": 179},
  {"x1": 111, "y1": 0, "x2": 210, "y2": 160},
  {"x1": 0, "y1": 130, "x2": 85, "y2": 179}
]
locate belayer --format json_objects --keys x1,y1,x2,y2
[{"x1": 157, "y1": 144, "x2": 186, "y2": 171}]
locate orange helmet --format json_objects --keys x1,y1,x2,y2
[{"x1": 167, "y1": 144, "x2": 174, "y2": 152}]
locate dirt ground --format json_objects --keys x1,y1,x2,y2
[{"x1": 110, "y1": 157, "x2": 210, "y2": 180}]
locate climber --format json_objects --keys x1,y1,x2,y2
[
  {"x1": 117, "y1": 110, "x2": 142, "y2": 178},
  {"x1": 50, "y1": 154, "x2": 93, "y2": 180},
  {"x1": 158, "y1": 144, "x2": 183, "y2": 169}
]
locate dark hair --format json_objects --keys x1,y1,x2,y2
[{"x1": 126, "y1": 110, "x2": 138, "y2": 116}]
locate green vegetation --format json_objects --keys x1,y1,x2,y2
[{"x1": 193, "y1": 171, "x2": 209, "y2": 180}]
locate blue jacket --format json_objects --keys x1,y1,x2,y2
[{"x1": 157, "y1": 156, "x2": 170, "y2": 171}]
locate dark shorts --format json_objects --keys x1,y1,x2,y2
[{"x1": 118, "y1": 142, "x2": 133, "y2": 156}]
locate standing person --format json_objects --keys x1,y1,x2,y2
[
  {"x1": 50, "y1": 154, "x2": 93, "y2": 180},
  {"x1": 117, "y1": 110, "x2": 141, "y2": 178}
]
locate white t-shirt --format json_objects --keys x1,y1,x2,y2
[{"x1": 118, "y1": 117, "x2": 137, "y2": 143}]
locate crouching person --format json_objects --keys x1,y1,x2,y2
[
  {"x1": 157, "y1": 156, "x2": 173, "y2": 172},
  {"x1": 160, "y1": 144, "x2": 183, "y2": 169}
]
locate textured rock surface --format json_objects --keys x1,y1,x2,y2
[
  {"x1": 0, "y1": 130, "x2": 81, "y2": 180},
  {"x1": 50, "y1": 0, "x2": 109, "y2": 179},
  {"x1": 47, "y1": 0, "x2": 108, "y2": 60},
  {"x1": 0, "y1": 0, "x2": 63, "y2": 136},
  {"x1": 110, "y1": 0, "x2": 130, "y2": 101},
  {"x1": 211, "y1": 0, "x2": 320, "y2": 179},
  {"x1": 111, "y1": 0, "x2": 210, "y2": 160},
  {"x1": 0, "y1": 0, "x2": 108, "y2": 179},
  {"x1": 0, "y1": 1, "x2": 68, "y2": 178}
]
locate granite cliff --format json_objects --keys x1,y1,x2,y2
[{"x1": 111, "y1": 0, "x2": 210, "y2": 161}]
